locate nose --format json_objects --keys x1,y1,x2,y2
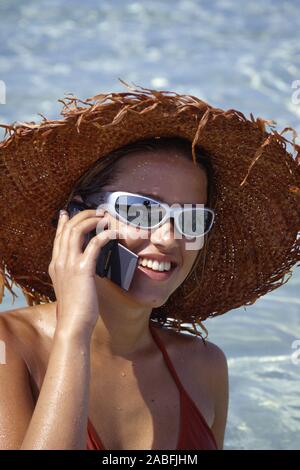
[{"x1": 149, "y1": 217, "x2": 180, "y2": 248}]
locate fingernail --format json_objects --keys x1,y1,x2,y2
[{"x1": 59, "y1": 209, "x2": 68, "y2": 217}]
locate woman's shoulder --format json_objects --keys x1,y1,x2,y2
[
  {"x1": 0, "y1": 303, "x2": 45, "y2": 337},
  {"x1": 2, "y1": 301, "x2": 55, "y2": 327},
  {"x1": 155, "y1": 323, "x2": 227, "y2": 366},
  {"x1": 0, "y1": 306, "x2": 46, "y2": 449},
  {"x1": 0, "y1": 305, "x2": 36, "y2": 341},
  {"x1": 0, "y1": 303, "x2": 55, "y2": 365},
  {"x1": 0, "y1": 307, "x2": 38, "y2": 397},
  {"x1": 153, "y1": 323, "x2": 228, "y2": 430},
  {"x1": 153, "y1": 323, "x2": 228, "y2": 391}
]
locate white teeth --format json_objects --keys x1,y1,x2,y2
[
  {"x1": 139, "y1": 258, "x2": 172, "y2": 272},
  {"x1": 158, "y1": 262, "x2": 164, "y2": 271},
  {"x1": 152, "y1": 260, "x2": 159, "y2": 270}
]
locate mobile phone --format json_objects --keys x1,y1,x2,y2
[{"x1": 66, "y1": 200, "x2": 139, "y2": 291}]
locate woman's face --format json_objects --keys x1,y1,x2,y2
[{"x1": 94, "y1": 147, "x2": 208, "y2": 308}]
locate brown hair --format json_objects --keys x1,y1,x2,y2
[{"x1": 65, "y1": 136, "x2": 216, "y2": 340}]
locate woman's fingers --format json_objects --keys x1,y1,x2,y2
[
  {"x1": 48, "y1": 205, "x2": 114, "y2": 334},
  {"x1": 50, "y1": 206, "x2": 109, "y2": 271},
  {"x1": 57, "y1": 209, "x2": 101, "y2": 264},
  {"x1": 82, "y1": 226, "x2": 119, "y2": 270},
  {"x1": 50, "y1": 210, "x2": 69, "y2": 269},
  {"x1": 67, "y1": 214, "x2": 107, "y2": 262}
]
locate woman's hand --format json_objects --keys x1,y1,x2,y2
[{"x1": 48, "y1": 207, "x2": 118, "y2": 338}]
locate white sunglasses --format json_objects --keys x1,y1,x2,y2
[{"x1": 83, "y1": 191, "x2": 215, "y2": 239}]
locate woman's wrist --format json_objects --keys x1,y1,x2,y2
[{"x1": 54, "y1": 321, "x2": 94, "y2": 345}]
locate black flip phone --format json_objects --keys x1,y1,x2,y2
[{"x1": 65, "y1": 200, "x2": 139, "y2": 291}]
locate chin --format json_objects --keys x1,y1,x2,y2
[
  {"x1": 126, "y1": 287, "x2": 171, "y2": 309},
  {"x1": 96, "y1": 273, "x2": 176, "y2": 309}
]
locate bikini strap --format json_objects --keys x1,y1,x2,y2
[{"x1": 149, "y1": 322, "x2": 186, "y2": 394}]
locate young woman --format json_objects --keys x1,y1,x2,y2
[
  {"x1": 0, "y1": 136, "x2": 228, "y2": 450},
  {"x1": 1, "y1": 82, "x2": 297, "y2": 451}
]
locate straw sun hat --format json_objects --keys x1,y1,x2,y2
[{"x1": 0, "y1": 78, "x2": 299, "y2": 337}]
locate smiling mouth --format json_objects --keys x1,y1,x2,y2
[
  {"x1": 138, "y1": 259, "x2": 177, "y2": 270},
  {"x1": 136, "y1": 263, "x2": 178, "y2": 281}
]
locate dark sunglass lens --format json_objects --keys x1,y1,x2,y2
[
  {"x1": 178, "y1": 207, "x2": 213, "y2": 237},
  {"x1": 115, "y1": 195, "x2": 166, "y2": 227}
]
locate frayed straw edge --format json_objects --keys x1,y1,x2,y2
[
  {"x1": 0, "y1": 78, "x2": 211, "y2": 146},
  {"x1": 240, "y1": 119, "x2": 300, "y2": 188},
  {"x1": 0, "y1": 262, "x2": 18, "y2": 306},
  {"x1": 190, "y1": 104, "x2": 300, "y2": 189},
  {"x1": 157, "y1": 316, "x2": 209, "y2": 342},
  {"x1": 0, "y1": 261, "x2": 52, "y2": 308},
  {"x1": 1, "y1": 78, "x2": 299, "y2": 191}
]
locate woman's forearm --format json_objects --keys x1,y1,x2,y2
[{"x1": 20, "y1": 327, "x2": 92, "y2": 450}]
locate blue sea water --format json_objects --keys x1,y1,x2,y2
[{"x1": 0, "y1": 0, "x2": 299, "y2": 450}]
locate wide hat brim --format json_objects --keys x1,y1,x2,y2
[{"x1": 0, "y1": 79, "x2": 300, "y2": 331}]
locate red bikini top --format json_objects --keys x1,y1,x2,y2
[{"x1": 87, "y1": 322, "x2": 218, "y2": 450}]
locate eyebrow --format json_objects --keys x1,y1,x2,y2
[
  {"x1": 139, "y1": 192, "x2": 169, "y2": 204},
  {"x1": 139, "y1": 192, "x2": 206, "y2": 207}
]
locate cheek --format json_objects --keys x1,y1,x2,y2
[
  {"x1": 182, "y1": 256, "x2": 196, "y2": 278},
  {"x1": 181, "y1": 244, "x2": 202, "y2": 275},
  {"x1": 182, "y1": 237, "x2": 204, "y2": 264}
]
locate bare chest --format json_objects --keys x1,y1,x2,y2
[
  {"x1": 25, "y1": 323, "x2": 214, "y2": 451},
  {"x1": 87, "y1": 346, "x2": 214, "y2": 450}
]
